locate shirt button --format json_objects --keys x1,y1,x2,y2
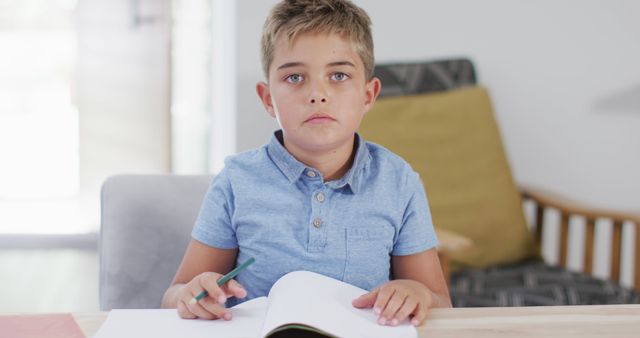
[
  {"x1": 313, "y1": 218, "x2": 322, "y2": 228},
  {"x1": 306, "y1": 170, "x2": 317, "y2": 178},
  {"x1": 315, "y1": 192, "x2": 325, "y2": 203}
]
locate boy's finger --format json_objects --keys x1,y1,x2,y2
[
  {"x1": 198, "y1": 273, "x2": 227, "y2": 304},
  {"x1": 392, "y1": 298, "x2": 418, "y2": 325},
  {"x1": 177, "y1": 300, "x2": 197, "y2": 319},
  {"x1": 372, "y1": 287, "x2": 395, "y2": 317},
  {"x1": 223, "y1": 279, "x2": 247, "y2": 298},
  {"x1": 352, "y1": 288, "x2": 379, "y2": 308},
  {"x1": 186, "y1": 297, "x2": 218, "y2": 320},
  {"x1": 380, "y1": 292, "x2": 405, "y2": 324},
  {"x1": 410, "y1": 305, "x2": 429, "y2": 327},
  {"x1": 198, "y1": 296, "x2": 232, "y2": 321}
]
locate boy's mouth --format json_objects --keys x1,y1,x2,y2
[{"x1": 305, "y1": 113, "x2": 336, "y2": 124}]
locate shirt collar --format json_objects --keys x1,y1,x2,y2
[
  {"x1": 266, "y1": 130, "x2": 371, "y2": 194},
  {"x1": 328, "y1": 133, "x2": 370, "y2": 194},
  {"x1": 267, "y1": 130, "x2": 307, "y2": 183}
]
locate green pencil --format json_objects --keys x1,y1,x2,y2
[{"x1": 189, "y1": 257, "x2": 255, "y2": 305}]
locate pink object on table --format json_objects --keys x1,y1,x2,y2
[{"x1": 0, "y1": 313, "x2": 85, "y2": 338}]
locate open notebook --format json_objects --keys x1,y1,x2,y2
[{"x1": 95, "y1": 271, "x2": 417, "y2": 338}]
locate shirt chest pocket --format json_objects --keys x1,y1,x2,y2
[{"x1": 343, "y1": 226, "x2": 395, "y2": 290}]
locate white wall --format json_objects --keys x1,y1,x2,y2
[
  {"x1": 235, "y1": 1, "x2": 278, "y2": 152},
  {"x1": 234, "y1": 0, "x2": 640, "y2": 214}
]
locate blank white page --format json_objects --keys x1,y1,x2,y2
[
  {"x1": 261, "y1": 271, "x2": 416, "y2": 338},
  {"x1": 94, "y1": 297, "x2": 267, "y2": 338}
]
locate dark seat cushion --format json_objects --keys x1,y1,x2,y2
[{"x1": 449, "y1": 260, "x2": 640, "y2": 307}]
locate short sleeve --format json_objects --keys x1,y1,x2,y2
[
  {"x1": 191, "y1": 170, "x2": 238, "y2": 249},
  {"x1": 392, "y1": 171, "x2": 439, "y2": 256}
]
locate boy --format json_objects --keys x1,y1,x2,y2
[{"x1": 161, "y1": 0, "x2": 451, "y2": 327}]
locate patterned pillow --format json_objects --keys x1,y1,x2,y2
[{"x1": 374, "y1": 58, "x2": 477, "y2": 98}]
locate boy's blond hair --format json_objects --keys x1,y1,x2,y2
[{"x1": 261, "y1": 0, "x2": 374, "y2": 80}]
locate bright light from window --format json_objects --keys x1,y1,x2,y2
[{"x1": 0, "y1": 0, "x2": 82, "y2": 234}]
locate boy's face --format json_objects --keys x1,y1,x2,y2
[{"x1": 257, "y1": 32, "x2": 380, "y2": 155}]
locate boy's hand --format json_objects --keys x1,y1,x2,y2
[
  {"x1": 176, "y1": 272, "x2": 247, "y2": 320},
  {"x1": 352, "y1": 279, "x2": 433, "y2": 327}
]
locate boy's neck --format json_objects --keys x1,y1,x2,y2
[{"x1": 282, "y1": 135, "x2": 357, "y2": 182}]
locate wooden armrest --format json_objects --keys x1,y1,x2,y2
[
  {"x1": 519, "y1": 184, "x2": 640, "y2": 292},
  {"x1": 520, "y1": 185, "x2": 640, "y2": 224},
  {"x1": 435, "y1": 228, "x2": 473, "y2": 284},
  {"x1": 435, "y1": 227, "x2": 473, "y2": 254}
]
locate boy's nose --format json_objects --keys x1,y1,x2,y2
[{"x1": 308, "y1": 80, "x2": 328, "y2": 104}]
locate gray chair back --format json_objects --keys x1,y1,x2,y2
[{"x1": 99, "y1": 174, "x2": 213, "y2": 310}]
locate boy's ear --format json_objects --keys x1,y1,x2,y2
[
  {"x1": 363, "y1": 77, "x2": 382, "y2": 112},
  {"x1": 256, "y1": 81, "x2": 276, "y2": 118}
]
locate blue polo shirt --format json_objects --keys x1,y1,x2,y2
[{"x1": 192, "y1": 130, "x2": 438, "y2": 306}]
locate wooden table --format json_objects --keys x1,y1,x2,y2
[
  {"x1": 419, "y1": 304, "x2": 640, "y2": 338},
  {"x1": 69, "y1": 304, "x2": 640, "y2": 337}
]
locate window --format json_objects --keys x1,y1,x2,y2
[{"x1": 0, "y1": 0, "x2": 87, "y2": 235}]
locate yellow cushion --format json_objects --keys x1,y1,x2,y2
[{"x1": 359, "y1": 86, "x2": 538, "y2": 269}]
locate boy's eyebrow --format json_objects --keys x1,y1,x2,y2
[
  {"x1": 327, "y1": 61, "x2": 356, "y2": 68},
  {"x1": 276, "y1": 60, "x2": 356, "y2": 70},
  {"x1": 277, "y1": 62, "x2": 305, "y2": 70}
]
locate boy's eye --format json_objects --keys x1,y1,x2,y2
[
  {"x1": 285, "y1": 74, "x2": 304, "y2": 83},
  {"x1": 331, "y1": 72, "x2": 349, "y2": 82}
]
